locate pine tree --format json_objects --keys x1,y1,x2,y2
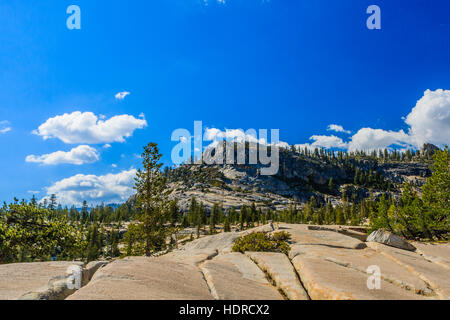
[
  {"x1": 188, "y1": 197, "x2": 198, "y2": 226},
  {"x1": 30, "y1": 195, "x2": 38, "y2": 206},
  {"x1": 369, "y1": 195, "x2": 392, "y2": 233},
  {"x1": 335, "y1": 207, "x2": 345, "y2": 225},
  {"x1": 169, "y1": 199, "x2": 180, "y2": 227},
  {"x1": 81, "y1": 201, "x2": 89, "y2": 223},
  {"x1": 134, "y1": 143, "x2": 169, "y2": 256},
  {"x1": 239, "y1": 208, "x2": 244, "y2": 230},
  {"x1": 209, "y1": 209, "x2": 216, "y2": 235},
  {"x1": 328, "y1": 178, "x2": 334, "y2": 193},
  {"x1": 48, "y1": 194, "x2": 57, "y2": 211},
  {"x1": 421, "y1": 147, "x2": 449, "y2": 239},
  {"x1": 124, "y1": 223, "x2": 138, "y2": 256},
  {"x1": 224, "y1": 216, "x2": 231, "y2": 232}
]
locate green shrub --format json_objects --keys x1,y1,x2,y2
[{"x1": 232, "y1": 231, "x2": 291, "y2": 255}]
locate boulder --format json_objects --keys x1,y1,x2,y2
[
  {"x1": 308, "y1": 225, "x2": 368, "y2": 241},
  {"x1": 367, "y1": 229, "x2": 416, "y2": 251}
]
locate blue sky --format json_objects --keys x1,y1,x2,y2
[{"x1": 0, "y1": 0, "x2": 449, "y2": 205}]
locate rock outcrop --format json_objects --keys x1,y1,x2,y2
[
  {"x1": 0, "y1": 261, "x2": 108, "y2": 300},
  {"x1": 245, "y1": 252, "x2": 309, "y2": 300},
  {"x1": 162, "y1": 147, "x2": 432, "y2": 213},
  {"x1": 68, "y1": 224, "x2": 449, "y2": 300},
  {"x1": 367, "y1": 229, "x2": 417, "y2": 251},
  {"x1": 2, "y1": 224, "x2": 449, "y2": 300}
]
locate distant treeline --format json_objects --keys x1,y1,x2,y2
[{"x1": 1, "y1": 145, "x2": 447, "y2": 265}]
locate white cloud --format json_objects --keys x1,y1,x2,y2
[
  {"x1": 405, "y1": 89, "x2": 450, "y2": 147},
  {"x1": 103, "y1": 144, "x2": 112, "y2": 149},
  {"x1": 33, "y1": 111, "x2": 147, "y2": 144},
  {"x1": 111, "y1": 164, "x2": 117, "y2": 168},
  {"x1": 348, "y1": 128, "x2": 412, "y2": 152},
  {"x1": 26, "y1": 145, "x2": 100, "y2": 165},
  {"x1": 294, "y1": 135, "x2": 348, "y2": 151},
  {"x1": 0, "y1": 121, "x2": 11, "y2": 134},
  {"x1": 178, "y1": 89, "x2": 449, "y2": 156},
  {"x1": 310, "y1": 135, "x2": 348, "y2": 149},
  {"x1": 327, "y1": 124, "x2": 351, "y2": 134},
  {"x1": 44, "y1": 169, "x2": 137, "y2": 206},
  {"x1": 115, "y1": 91, "x2": 130, "y2": 100},
  {"x1": 296, "y1": 89, "x2": 450, "y2": 151}
]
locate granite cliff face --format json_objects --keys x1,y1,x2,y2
[{"x1": 164, "y1": 146, "x2": 432, "y2": 213}]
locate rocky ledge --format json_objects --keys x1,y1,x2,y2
[{"x1": 1, "y1": 225, "x2": 449, "y2": 300}]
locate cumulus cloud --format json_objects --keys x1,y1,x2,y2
[
  {"x1": 33, "y1": 111, "x2": 147, "y2": 144},
  {"x1": 115, "y1": 91, "x2": 130, "y2": 100},
  {"x1": 26, "y1": 145, "x2": 100, "y2": 165},
  {"x1": 327, "y1": 124, "x2": 351, "y2": 134},
  {"x1": 44, "y1": 169, "x2": 137, "y2": 206},
  {"x1": 405, "y1": 89, "x2": 450, "y2": 147},
  {"x1": 310, "y1": 135, "x2": 348, "y2": 149},
  {"x1": 346, "y1": 89, "x2": 450, "y2": 151},
  {"x1": 203, "y1": 128, "x2": 346, "y2": 152},
  {"x1": 294, "y1": 135, "x2": 348, "y2": 151},
  {"x1": 295, "y1": 89, "x2": 449, "y2": 151},
  {"x1": 0, "y1": 121, "x2": 11, "y2": 134},
  {"x1": 348, "y1": 128, "x2": 412, "y2": 152}
]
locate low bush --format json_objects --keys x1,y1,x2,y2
[{"x1": 232, "y1": 231, "x2": 291, "y2": 255}]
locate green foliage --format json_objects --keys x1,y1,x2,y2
[
  {"x1": 123, "y1": 223, "x2": 139, "y2": 256},
  {"x1": 232, "y1": 231, "x2": 291, "y2": 255},
  {"x1": 223, "y1": 216, "x2": 231, "y2": 232},
  {"x1": 421, "y1": 147, "x2": 449, "y2": 238},
  {"x1": 368, "y1": 147, "x2": 449, "y2": 240},
  {"x1": 133, "y1": 142, "x2": 171, "y2": 256},
  {"x1": 0, "y1": 202, "x2": 83, "y2": 264},
  {"x1": 167, "y1": 165, "x2": 226, "y2": 188},
  {"x1": 169, "y1": 199, "x2": 180, "y2": 227}
]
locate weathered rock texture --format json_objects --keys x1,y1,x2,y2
[
  {"x1": 1, "y1": 224, "x2": 449, "y2": 300},
  {"x1": 245, "y1": 252, "x2": 309, "y2": 300},
  {"x1": 0, "y1": 261, "x2": 108, "y2": 300},
  {"x1": 161, "y1": 147, "x2": 432, "y2": 213},
  {"x1": 367, "y1": 229, "x2": 417, "y2": 251}
]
